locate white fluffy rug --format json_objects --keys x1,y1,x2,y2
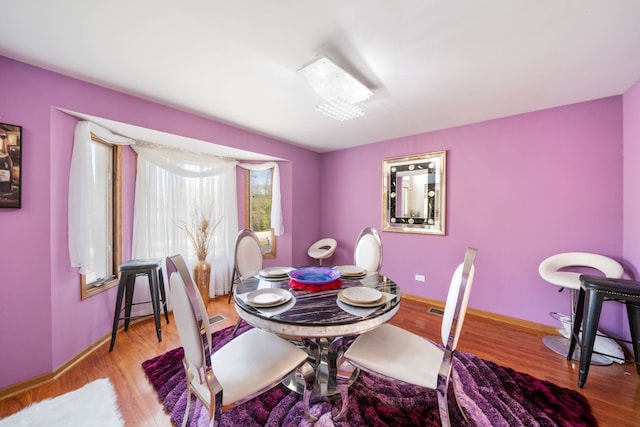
[{"x1": 0, "y1": 378, "x2": 124, "y2": 427}]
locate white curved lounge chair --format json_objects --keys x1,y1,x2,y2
[{"x1": 307, "y1": 238, "x2": 337, "y2": 265}]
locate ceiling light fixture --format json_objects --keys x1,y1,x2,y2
[{"x1": 298, "y1": 56, "x2": 373, "y2": 121}]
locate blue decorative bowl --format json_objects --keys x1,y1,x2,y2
[{"x1": 288, "y1": 267, "x2": 340, "y2": 285}]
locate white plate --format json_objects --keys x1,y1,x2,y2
[
  {"x1": 341, "y1": 287, "x2": 382, "y2": 303},
  {"x1": 335, "y1": 265, "x2": 366, "y2": 277},
  {"x1": 337, "y1": 291, "x2": 386, "y2": 307},
  {"x1": 246, "y1": 288, "x2": 292, "y2": 307},
  {"x1": 259, "y1": 266, "x2": 293, "y2": 278},
  {"x1": 252, "y1": 293, "x2": 283, "y2": 304}
]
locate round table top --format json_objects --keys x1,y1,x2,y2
[{"x1": 234, "y1": 271, "x2": 401, "y2": 338}]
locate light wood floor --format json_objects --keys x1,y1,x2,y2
[{"x1": 1, "y1": 296, "x2": 638, "y2": 426}]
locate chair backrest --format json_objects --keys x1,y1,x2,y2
[
  {"x1": 353, "y1": 227, "x2": 383, "y2": 273},
  {"x1": 170, "y1": 270, "x2": 208, "y2": 384},
  {"x1": 441, "y1": 247, "x2": 478, "y2": 350},
  {"x1": 538, "y1": 252, "x2": 623, "y2": 289},
  {"x1": 234, "y1": 229, "x2": 263, "y2": 280},
  {"x1": 166, "y1": 254, "x2": 212, "y2": 351}
]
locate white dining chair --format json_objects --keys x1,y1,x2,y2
[
  {"x1": 166, "y1": 254, "x2": 216, "y2": 340},
  {"x1": 169, "y1": 268, "x2": 308, "y2": 427},
  {"x1": 353, "y1": 227, "x2": 383, "y2": 273},
  {"x1": 228, "y1": 229, "x2": 263, "y2": 303},
  {"x1": 341, "y1": 247, "x2": 478, "y2": 426}
]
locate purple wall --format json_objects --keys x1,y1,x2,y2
[
  {"x1": 623, "y1": 79, "x2": 640, "y2": 275},
  {"x1": 622, "y1": 79, "x2": 640, "y2": 343},
  {"x1": 321, "y1": 97, "x2": 625, "y2": 330},
  {"x1": 0, "y1": 56, "x2": 320, "y2": 390}
]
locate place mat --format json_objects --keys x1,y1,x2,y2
[
  {"x1": 337, "y1": 292, "x2": 396, "y2": 318},
  {"x1": 245, "y1": 288, "x2": 292, "y2": 307},
  {"x1": 342, "y1": 287, "x2": 382, "y2": 303},
  {"x1": 289, "y1": 278, "x2": 342, "y2": 292},
  {"x1": 236, "y1": 292, "x2": 296, "y2": 317}
]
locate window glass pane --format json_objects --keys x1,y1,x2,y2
[
  {"x1": 85, "y1": 139, "x2": 114, "y2": 285},
  {"x1": 246, "y1": 169, "x2": 276, "y2": 257},
  {"x1": 249, "y1": 170, "x2": 272, "y2": 232}
]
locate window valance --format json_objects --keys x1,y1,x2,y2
[{"x1": 132, "y1": 141, "x2": 237, "y2": 177}]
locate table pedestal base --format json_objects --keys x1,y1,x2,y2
[{"x1": 282, "y1": 337, "x2": 359, "y2": 397}]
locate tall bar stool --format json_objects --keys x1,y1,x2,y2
[
  {"x1": 569, "y1": 274, "x2": 640, "y2": 388},
  {"x1": 538, "y1": 252, "x2": 624, "y2": 364},
  {"x1": 109, "y1": 258, "x2": 169, "y2": 351}
]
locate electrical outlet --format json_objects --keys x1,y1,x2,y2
[{"x1": 415, "y1": 274, "x2": 425, "y2": 282}]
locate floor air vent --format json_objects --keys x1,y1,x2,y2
[
  {"x1": 428, "y1": 307, "x2": 444, "y2": 316},
  {"x1": 208, "y1": 314, "x2": 226, "y2": 325}
]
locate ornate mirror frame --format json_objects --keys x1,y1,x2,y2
[{"x1": 382, "y1": 151, "x2": 446, "y2": 235}]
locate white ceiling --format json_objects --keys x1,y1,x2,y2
[{"x1": 1, "y1": 1, "x2": 640, "y2": 154}]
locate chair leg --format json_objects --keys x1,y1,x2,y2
[
  {"x1": 568, "y1": 289, "x2": 586, "y2": 360},
  {"x1": 209, "y1": 388, "x2": 223, "y2": 427},
  {"x1": 578, "y1": 290, "x2": 605, "y2": 388},
  {"x1": 109, "y1": 276, "x2": 126, "y2": 351},
  {"x1": 182, "y1": 388, "x2": 191, "y2": 427},
  {"x1": 231, "y1": 318, "x2": 244, "y2": 337},
  {"x1": 227, "y1": 267, "x2": 237, "y2": 304},
  {"x1": 626, "y1": 301, "x2": 640, "y2": 375},
  {"x1": 451, "y1": 385, "x2": 469, "y2": 425},
  {"x1": 149, "y1": 270, "x2": 163, "y2": 342},
  {"x1": 436, "y1": 379, "x2": 451, "y2": 427},
  {"x1": 123, "y1": 275, "x2": 135, "y2": 330},
  {"x1": 158, "y1": 266, "x2": 170, "y2": 324}
]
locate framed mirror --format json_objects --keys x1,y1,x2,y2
[{"x1": 382, "y1": 151, "x2": 446, "y2": 235}]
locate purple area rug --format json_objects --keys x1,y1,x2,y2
[{"x1": 142, "y1": 324, "x2": 598, "y2": 426}]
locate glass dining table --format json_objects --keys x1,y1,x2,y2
[{"x1": 233, "y1": 268, "x2": 402, "y2": 397}]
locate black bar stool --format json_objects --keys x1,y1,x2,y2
[
  {"x1": 568, "y1": 274, "x2": 640, "y2": 387},
  {"x1": 109, "y1": 258, "x2": 169, "y2": 351}
]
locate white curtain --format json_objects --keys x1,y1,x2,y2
[
  {"x1": 238, "y1": 162, "x2": 284, "y2": 236},
  {"x1": 68, "y1": 121, "x2": 134, "y2": 276},
  {"x1": 68, "y1": 121, "x2": 283, "y2": 316},
  {"x1": 130, "y1": 142, "x2": 238, "y2": 315}
]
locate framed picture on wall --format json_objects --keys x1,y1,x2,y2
[{"x1": 0, "y1": 122, "x2": 22, "y2": 208}]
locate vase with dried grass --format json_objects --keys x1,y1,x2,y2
[{"x1": 179, "y1": 214, "x2": 222, "y2": 305}]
